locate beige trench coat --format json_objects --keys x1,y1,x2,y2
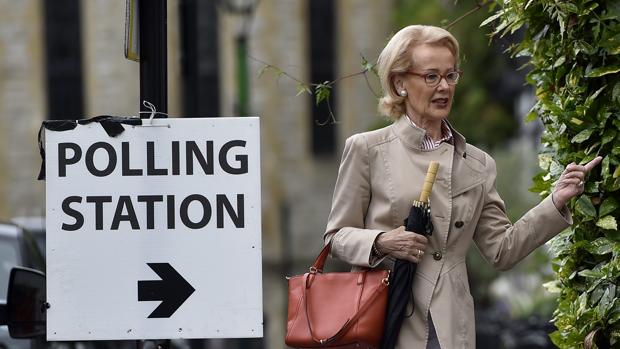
[{"x1": 324, "y1": 116, "x2": 571, "y2": 349}]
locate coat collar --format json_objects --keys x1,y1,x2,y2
[{"x1": 392, "y1": 115, "x2": 466, "y2": 156}]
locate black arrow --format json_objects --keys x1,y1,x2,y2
[{"x1": 138, "y1": 263, "x2": 195, "y2": 318}]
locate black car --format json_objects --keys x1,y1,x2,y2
[{"x1": 0, "y1": 221, "x2": 46, "y2": 349}]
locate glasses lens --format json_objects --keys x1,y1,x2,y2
[
  {"x1": 446, "y1": 72, "x2": 460, "y2": 84},
  {"x1": 425, "y1": 73, "x2": 440, "y2": 85}
]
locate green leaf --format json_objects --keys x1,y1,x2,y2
[
  {"x1": 585, "y1": 85, "x2": 607, "y2": 107},
  {"x1": 295, "y1": 83, "x2": 312, "y2": 96},
  {"x1": 596, "y1": 216, "x2": 618, "y2": 230},
  {"x1": 570, "y1": 117, "x2": 584, "y2": 125},
  {"x1": 576, "y1": 195, "x2": 597, "y2": 218},
  {"x1": 609, "y1": 310, "x2": 620, "y2": 324},
  {"x1": 579, "y1": 268, "x2": 604, "y2": 278},
  {"x1": 590, "y1": 284, "x2": 606, "y2": 305},
  {"x1": 613, "y1": 82, "x2": 620, "y2": 103},
  {"x1": 602, "y1": 129, "x2": 617, "y2": 145},
  {"x1": 585, "y1": 237, "x2": 614, "y2": 255},
  {"x1": 314, "y1": 83, "x2": 332, "y2": 106},
  {"x1": 543, "y1": 280, "x2": 562, "y2": 293},
  {"x1": 571, "y1": 128, "x2": 594, "y2": 143},
  {"x1": 525, "y1": 110, "x2": 538, "y2": 123},
  {"x1": 480, "y1": 11, "x2": 504, "y2": 27},
  {"x1": 586, "y1": 64, "x2": 620, "y2": 78},
  {"x1": 598, "y1": 286, "x2": 615, "y2": 318},
  {"x1": 600, "y1": 197, "x2": 619, "y2": 217},
  {"x1": 538, "y1": 153, "x2": 553, "y2": 171}
]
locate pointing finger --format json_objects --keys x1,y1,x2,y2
[{"x1": 584, "y1": 156, "x2": 603, "y2": 173}]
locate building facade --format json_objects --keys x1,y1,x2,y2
[{"x1": 0, "y1": 1, "x2": 393, "y2": 348}]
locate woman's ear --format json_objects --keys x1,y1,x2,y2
[{"x1": 392, "y1": 74, "x2": 404, "y2": 95}]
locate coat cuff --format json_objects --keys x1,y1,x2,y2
[
  {"x1": 545, "y1": 193, "x2": 573, "y2": 226},
  {"x1": 329, "y1": 228, "x2": 385, "y2": 267},
  {"x1": 534, "y1": 194, "x2": 572, "y2": 245}
]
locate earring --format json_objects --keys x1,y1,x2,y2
[{"x1": 399, "y1": 90, "x2": 407, "y2": 97}]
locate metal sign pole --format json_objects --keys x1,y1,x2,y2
[
  {"x1": 137, "y1": 0, "x2": 169, "y2": 347},
  {"x1": 139, "y1": 0, "x2": 168, "y2": 118}
]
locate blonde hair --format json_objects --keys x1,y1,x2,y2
[{"x1": 377, "y1": 25, "x2": 460, "y2": 120}]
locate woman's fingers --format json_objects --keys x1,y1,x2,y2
[
  {"x1": 377, "y1": 226, "x2": 429, "y2": 262},
  {"x1": 585, "y1": 156, "x2": 603, "y2": 172},
  {"x1": 563, "y1": 170, "x2": 584, "y2": 181},
  {"x1": 551, "y1": 156, "x2": 603, "y2": 208}
]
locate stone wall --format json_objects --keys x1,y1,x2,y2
[{"x1": 0, "y1": 0, "x2": 46, "y2": 219}]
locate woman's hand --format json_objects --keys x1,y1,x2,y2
[
  {"x1": 552, "y1": 156, "x2": 603, "y2": 209},
  {"x1": 375, "y1": 226, "x2": 429, "y2": 263}
]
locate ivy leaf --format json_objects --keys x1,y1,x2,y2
[
  {"x1": 571, "y1": 128, "x2": 595, "y2": 143},
  {"x1": 596, "y1": 216, "x2": 618, "y2": 230},
  {"x1": 576, "y1": 195, "x2": 597, "y2": 218},
  {"x1": 602, "y1": 129, "x2": 617, "y2": 145},
  {"x1": 579, "y1": 268, "x2": 604, "y2": 278},
  {"x1": 613, "y1": 82, "x2": 620, "y2": 103},
  {"x1": 600, "y1": 197, "x2": 619, "y2": 217},
  {"x1": 360, "y1": 56, "x2": 376, "y2": 75},
  {"x1": 609, "y1": 309, "x2": 620, "y2": 324},
  {"x1": 295, "y1": 83, "x2": 312, "y2": 97},
  {"x1": 590, "y1": 283, "x2": 607, "y2": 305},
  {"x1": 538, "y1": 153, "x2": 553, "y2": 171},
  {"x1": 585, "y1": 85, "x2": 607, "y2": 108},
  {"x1": 314, "y1": 83, "x2": 332, "y2": 106},
  {"x1": 553, "y1": 56, "x2": 566, "y2": 68},
  {"x1": 585, "y1": 237, "x2": 614, "y2": 255},
  {"x1": 525, "y1": 110, "x2": 538, "y2": 123},
  {"x1": 480, "y1": 10, "x2": 505, "y2": 28},
  {"x1": 543, "y1": 280, "x2": 562, "y2": 293},
  {"x1": 586, "y1": 64, "x2": 620, "y2": 78},
  {"x1": 570, "y1": 117, "x2": 584, "y2": 125},
  {"x1": 598, "y1": 285, "x2": 616, "y2": 318}
]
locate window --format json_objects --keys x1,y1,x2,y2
[
  {"x1": 43, "y1": 0, "x2": 84, "y2": 120},
  {"x1": 308, "y1": 0, "x2": 336, "y2": 156}
]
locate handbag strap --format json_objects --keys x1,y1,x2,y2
[
  {"x1": 309, "y1": 243, "x2": 332, "y2": 273},
  {"x1": 303, "y1": 271, "x2": 389, "y2": 345}
]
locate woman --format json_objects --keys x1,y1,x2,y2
[{"x1": 323, "y1": 25, "x2": 601, "y2": 349}]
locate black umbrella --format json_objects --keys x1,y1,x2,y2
[{"x1": 380, "y1": 161, "x2": 439, "y2": 349}]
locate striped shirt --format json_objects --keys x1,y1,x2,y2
[{"x1": 405, "y1": 116, "x2": 453, "y2": 150}]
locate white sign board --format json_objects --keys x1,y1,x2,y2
[{"x1": 45, "y1": 117, "x2": 262, "y2": 340}]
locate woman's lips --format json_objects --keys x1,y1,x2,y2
[{"x1": 431, "y1": 98, "x2": 449, "y2": 107}]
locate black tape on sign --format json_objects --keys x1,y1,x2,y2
[
  {"x1": 77, "y1": 115, "x2": 141, "y2": 137},
  {"x1": 37, "y1": 116, "x2": 143, "y2": 180}
]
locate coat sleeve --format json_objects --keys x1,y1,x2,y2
[
  {"x1": 473, "y1": 154, "x2": 573, "y2": 271},
  {"x1": 323, "y1": 134, "x2": 385, "y2": 267}
]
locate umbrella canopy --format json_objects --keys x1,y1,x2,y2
[
  {"x1": 380, "y1": 203, "x2": 433, "y2": 349},
  {"x1": 381, "y1": 161, "x2": 438, "y2": 349}
]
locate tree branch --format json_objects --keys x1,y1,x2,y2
[{"x1": 443, "y1": 0, "x2": 492, "y2": 30}]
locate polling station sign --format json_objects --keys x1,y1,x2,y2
[{"x1": 45, "y1": 117, "x2": 262, "y2": 340}]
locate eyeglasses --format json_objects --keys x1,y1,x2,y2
[{"x1": 404, "y1": 70, "x2": 462, "y2": 86}]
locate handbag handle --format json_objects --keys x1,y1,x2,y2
[
  {"x1": 303, "y1": 243, "x2": 389, "y2": 345},
  {"x1": 309, "y1": 243, "x2": 332, "y2": 273}
]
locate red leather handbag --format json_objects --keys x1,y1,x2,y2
[{"x1": 285, "y1": 243, "x2": 390, "y2": 349}]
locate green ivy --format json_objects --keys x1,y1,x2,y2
[{"x1": 485, "y1": 0, "x2": 620, "y2": 347}]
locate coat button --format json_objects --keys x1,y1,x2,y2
[
  {"x1": 432, "y1": 251, "x2": 442, "y2": 261},
  {"x1": 455, "y1": 221, "x2": 464, "y2": 228}
]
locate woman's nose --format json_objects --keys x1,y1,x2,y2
[{"x1": 437, "y1": 77, "x2": 450, "y2": 90}]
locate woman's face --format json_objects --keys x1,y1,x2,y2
[{"x1": 395, "y1": 44, "x2": 457, "y2": 123}]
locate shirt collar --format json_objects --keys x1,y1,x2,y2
[
  {"x1": 392, "y1": 115, "x2": 466, "y2": 155},
  {"x1": 405, "y1": 115, "x2": 453, "y2": 149}
]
